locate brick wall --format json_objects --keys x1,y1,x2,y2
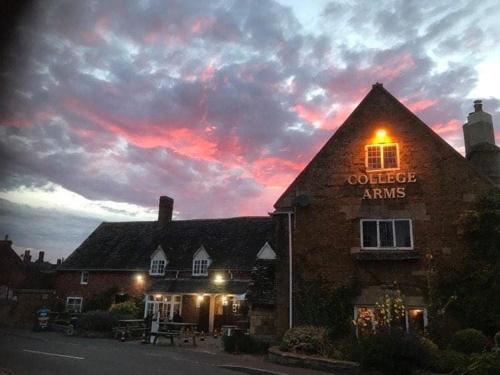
[
  {"x1": 55, "y1": 271, "x2": 149, "y2": 304},
  {"x1": 274, "y1": 86, "x2": 495, "y2": 335}
]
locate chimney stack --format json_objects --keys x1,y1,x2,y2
[
  {"x1": 37, "y1": 251, "x2": 45, "y2": 263},
  {"x1": 23, "y1": 250, "x2": 31, "y2": 263},
  {"x1": 463, "y1": 100, "x2": 495, "y2": 157},
  {"x1": 57, "y1": 259, "x2": 62, "y2": 266},
  {"x1": 158, "y1": 196, "x2": 174, "y2": 225}
]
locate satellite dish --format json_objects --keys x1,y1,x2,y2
[{"x1": 294, "y1": 194, "x2": 311, "y2": 207}]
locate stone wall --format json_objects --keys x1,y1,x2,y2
[{"x1": 274, "y1": 86, "x2": 495, "y2": 335}]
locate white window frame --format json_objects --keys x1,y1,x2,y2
[
  {"x1": 150, "y1": 259, "x2": 166, "y2": 276},
  {"x1": 365, "y1": 143, "x2": 400, "y2": 171},
  {"x1": 66, "y1": 297, "x2": 83, "y2": 313},
  {"x1": 144, "y1": 294, "x2": 182, "y2": 319},
  {"x1": 360, "y1": 219, "x2": 414, "y2": 250},
  {"x1": 192, "y1": 259, "x2": 209, "y2": 276},
  {"x1": 80, "y1": 271, "x2": 89, "y2": 285}
]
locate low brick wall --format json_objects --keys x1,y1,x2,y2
[{"x1": 268, "y1": 346, "x2": 361, "y2": 374}]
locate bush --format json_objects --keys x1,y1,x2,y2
[
  {"x1": 330, "y1": 336, "x2": 357, "y2": 360},
  {"x1": 461, "y1": 351, "x2": 500, "y2": 375},
  {"x1": 425, "y1": 349, "x2": 470, "y2": 374},
  {"x1": 79, "y1": 311, "x2": 116, "y2": 332},
  {"x1": 280, "y1": 326, "x2": 331, "y2": 356},
  {"x1": 109, "y1": 301, "x2": 140, "y2": 318},
  {"x1": 83, "y1": 287, "x2": 119, "y2": 312},
  {"x1": 222, "y1": 334, "x2": 269, "y2": 354},
  {"x1": 357, "y1": 332, "x2": 430, "y2": 374},
  {"x1": 449, "y1": 329, "x2": 487, "y2": 354}
]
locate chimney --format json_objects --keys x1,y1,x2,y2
[
  {"x1": 158, "y1": 196, "x2": 174, "y2": 224},
  {"x1": 57, "y1": 258, "x2": 62, "y2": 266},
  {"x1": 23, "y1": 250, "x2": 31, "y2": 263},
  {"x1": 37, "y1": 251, "x2": 45, "y2": 263},
  {"x1": 463, "y1": 100, "x2": 495, "y2": 157}
]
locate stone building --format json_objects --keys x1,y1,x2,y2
[
  {"x1": 272, "y1": 83, "x2": 498, "y2": 336},
  {"x1": 56, "y1": 198, "x2": 276, "y2": 334}
]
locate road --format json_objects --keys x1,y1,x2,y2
[{"x1": 0, "y1": 328, "x2": 329, "y2": 375}]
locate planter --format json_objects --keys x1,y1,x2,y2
[{"x1": 268, "y1": 346, "x2": 361, "y2": 374}]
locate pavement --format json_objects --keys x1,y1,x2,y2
[{"x1": 0, "y1": 328, "x2": 332, "y2": 375}]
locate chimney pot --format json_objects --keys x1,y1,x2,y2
[
  {"x1": 474, "y1": 100, "x2": 482, "y2": 112},
  {"x1": 158, "y1": 196, "x2": 174, "y2": 224},
  {"x1": 4, "y1": 235, "x2": 8, "y2": 241}
]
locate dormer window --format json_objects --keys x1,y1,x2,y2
[
  {"x1": 150, "y1": 245, "x2": 168, "y2": 276},
  {"x1": 151, "y1": 260, "x2": 166, "y2": 275},
  {"x1": 256, "y1": 242, "x2": 276, "y2": 260},
  {"x1": 192, "y1": 245, "x2": 211, "y2": 276}
]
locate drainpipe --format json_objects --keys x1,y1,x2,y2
[{"x1": 271, "y1": 210, "x2": 294, "y2": 329}]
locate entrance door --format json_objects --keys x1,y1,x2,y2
[{"x1": 198, "y1": 295, "x2": 210, "y2": 333}]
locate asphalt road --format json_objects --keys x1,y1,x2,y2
[{"x1": 0, "y1": 329, "x2": 329, "y2": 375}]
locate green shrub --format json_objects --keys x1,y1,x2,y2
[
  {"x1": 79, "y1": 311, "x2": 116, "y2": 332},
  {"x1": 84, "y1": 287, "x2": 119, "y2": 312},
  {"x1": 461, "y1": 351, "x2": 500, "y2": 375},
  {"x1": 425, "y1": 349, "x2": 470, "y2": 374},
  {"x1": 280, "y1": 326, "x2": 331, "y2": 356},
  {"x1": 109, "y1": 301, "x2": 140, "y2": 318},
  {"x1": 357, "y1": 332, "x2": 430, "y2": 374},
  {"x1": 222, "y1": 334, "x2": 269, "y2": 354},
  {"x1": 449, "y1": 328, "x2": 487, "y2": 354},
  {"x1": 330, "y1": 336, "x2": 358, "y2": 361}
]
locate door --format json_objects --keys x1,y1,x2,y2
[{"x1": 198, "y1": 295, "x2": 210, "y2": 333}]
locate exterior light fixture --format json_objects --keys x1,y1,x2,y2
[
  {"x1": 222, "y1": 295, "x2": 228, "y2": 306},
  {"x1": 135, "y1": 274, "x2": 144, "y2": 284},
  {"x1": 213, "y1": 273, "x2": 225, "y2": 285},
  {"x1": 373, "y1": 128, "x2": 392, "y2": 144},
  {"x1": 154, "y1": 294, "x2": 162, "y2": 300}
]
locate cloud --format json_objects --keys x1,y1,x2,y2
[{"x1": 0, "y1": 0, "x2": 499, "y2": 257}]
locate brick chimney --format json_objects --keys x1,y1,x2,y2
[
  {"x1": 158, "y1": 196, "x2": 174, "y2": 224},
  {"x1": 37, "y1": 251, "x2": 45, "y2": 263},
  {"x1": 23, "y1": 250, "x2": 31, "y2": 263},
  {"x1": 463, "y1": 100, "x2": 495, "y2": 156}
]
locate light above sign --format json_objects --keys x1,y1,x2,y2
[{"x1": 372, "y1": 128, "x2": 392, "y2": 144}]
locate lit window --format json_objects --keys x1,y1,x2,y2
[
  {"x1": 354, "y1": 306, "x2": 427, "y2": 336},
  {"x1": 66, "y1": 297, "x2": 83, "y2": 313},
  {"x1": 365, "y1": 143, "x2": 399, "y2": 171},
  {"x1": 361, "y1": 219, "x2": 413, "y2": 249},
  {"x1": 150, "y1": 259, "x2": 166, "y2": 276},
  {"x1": 80, "y1": 271, "x2": 89, "y2": 285},
  {"x1": 193, "y1": 259, "x2": 209, "y2": 276}
]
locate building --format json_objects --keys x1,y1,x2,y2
[
  {"x1": 272, "y1": 83, "x2": 498, "y2": 336},
  {"x1": 56, "y1": 197, "x2": 276, "y2": 333},
  {"x1": 0, "y1": 235, "x2": 25, "y2": 300}
]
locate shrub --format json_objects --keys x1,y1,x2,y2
[
  {"x1": 449, "y1": 328, "x2": 487, "y2": 354},
  {"x1": 280, "y1": 326, "x2": 331, "y2": 356},
  {"x1": 425, "y1": 349, "x2": 470, "y2": 374},
  {"x1": 357, "y1": 332, "x2": 430, "y2": 374},
  {"x1": 79, "y1": 311, "x2": 116, "y2": 332},
  {"x1": 330, "y1": 336, "x2": 357, "y2": 361},
  {"x1": 83, "y1": 287, "x2": 119, "y2": 312},
  {"x1": 222, "y1": 334, "x2": 269, "y2": 354},
  {"x1": 461, "y1": 351, "x2": 500, "y2": 375},
  {"x1": 109, "y1": 301, "x2": 139, "y2": 318}
]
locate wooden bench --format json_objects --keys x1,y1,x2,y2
[
  {"x1": 151, "y1": 330, "x2": 181, "y2": 346},
  {"x1": 113, "y1": 319, "x2": 146, "y2": 341}
]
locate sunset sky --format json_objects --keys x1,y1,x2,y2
[{"x1": 1, "y1": 0, "x2": 499, "y2": 261}]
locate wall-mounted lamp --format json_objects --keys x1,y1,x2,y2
[
  {"x1": 372, "y1": 128, "x2": 392, "y2": 144},
  {"x1": 213, "y1": 273, "x2": 225, "y2": 285},
  {"x1": 135, "y1": 274, "x2": 144, "y2": 284},
  {"x1": 196, "y1": 294, "x2": 204, "y2": 308},
  {"x1": 222, "y1": 295, "x2": 228, "y2": 306}
]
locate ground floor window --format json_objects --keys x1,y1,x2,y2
[
  {"x1": 361, "y1": 219, "x2": 413, "y2": 249},
  {"x1": 66, "y1": 297, "x2": 83, "y2": 313},
  {"x1": 354, "y1": 306, "x2": 427, "y2": 336},
  {"x1": 145, "y1": 294, "x2": 182, "y2": 320}
]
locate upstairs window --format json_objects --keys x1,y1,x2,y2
[
  {"x1": 361, "y1": 219, "x2": 413, "y2": 249},
  {"x1": 193, "y1": 259, "x2": 209, "y2": 276},
  {"x1": 80, "y1": 271, "x2": 89, "y2": 285},
  {"x1": 150, "y1": 260, "x2": 166, "y2": 276},
  {"x1": 365, "y1": 143, "x2": 399, "y2": 171}
]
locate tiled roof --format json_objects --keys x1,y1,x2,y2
[
  {"x1": 60, "y1": 217, "x2": 274, "y2": 271},
  {"x1": 147, "y1": 279, "x2": 249, "y2": 295}
]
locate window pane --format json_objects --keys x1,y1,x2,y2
[
  {"x1": 379, "y1": 221, "x2": 394, "y2": 247},
  {"x1": 408, "y1": 309, "x2": 424, "y2": 333},
  {"x1": 383, "y1": 145, "x2": 398, "y2": 168},
  {"x1": 362, "y1": 221, "x2": 378, "y2": 247},
  {"x1": 395, "y1": 220, "x2": 412, "y2": 247},
  {"x1": 366, "y1": 146, "x2": 382, "y2": 170}
]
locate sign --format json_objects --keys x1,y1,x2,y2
[{"x1": 347, "y1": 172, "x2": 417, "y2": 199}]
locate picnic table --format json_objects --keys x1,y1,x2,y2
[
  {"x1": 151, "y1": 322, "x2": 198, "y2": 346},
  {"x1": 114, "y1": 319, "x2": 146, "y2": 341}
]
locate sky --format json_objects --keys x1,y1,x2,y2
[{"x1": 1, "y1": 0, "x2": 499, "y2": 261}]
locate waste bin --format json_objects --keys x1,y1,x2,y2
[{"x1": 34, "y1": 308, "x2": 50, "y2": 331}]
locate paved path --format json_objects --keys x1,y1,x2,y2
[{"x1": 0, "y1": 328, "x2": 331, "y2": 375}]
